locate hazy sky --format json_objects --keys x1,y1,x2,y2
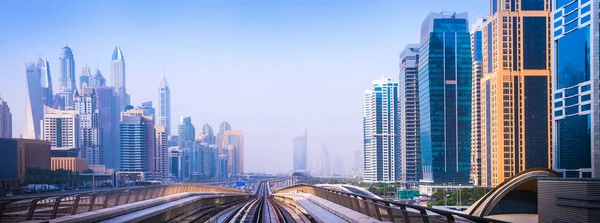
[{"x1": 0, "y1": 0, "x2": 488, "y2": 173}]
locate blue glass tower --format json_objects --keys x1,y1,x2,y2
[
  {"x1": 552, "y1": 0, "x2": 599, "y2": 178},
  {"x1": 418, "y1": 12, "x2": 472, "y2": 184}
]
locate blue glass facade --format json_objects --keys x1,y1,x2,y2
[
  {"x1": 419, "y1": 12, "x2": 472, "y2": 184},
  {"x1": 552, "y1": 0, "x2": 596, "y2": 177}
]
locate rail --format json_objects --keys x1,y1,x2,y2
[
  {"x1": 0, "y1": 183, "x2": 245, "y2": 222},
  {"x1": 274, "y1": 184, "x2": 509, "y2": 223}
]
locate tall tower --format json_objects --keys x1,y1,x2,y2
[
  {"x1": 293, "y1": 130, "x2": 308, "y2": 171},
  {"x1": 24, "y1": 62, "x2": 44, "y2": 139},
  {"x1": 482, "y1": 1, "x2": 552, "y2": 187},
  {"x1": 178, "y1": 116, "x2": 196, "y2": 144},
  {"x1": 552, "y1": 0, "x2": 598, "y2": 178},
  {"x1": 79, "y1": 65, "x2": 92, "y2": 90},
  {"x1": 157, "y1": 72, "x2": 171, "y2": 136},
  {"x1": 119, "y1": 107, "x2": 155, "y2": 172},
  {"x1": 0, "y1": 97, "x2": 12, "y2": 138},
  {"x1": 96, "y1": 87, "x2": 119, "y2": 169},
  {"x1": 59, "y1": 46, "x2": 76, "y2": 109},
  {"x1": 39, "y1": 56, "x2": 53, "y2": 107},
  {"x1": 74, "y1": 90, "x2": 103, "y2": 165},
  {"x1": 399, "y1": 44, "x2": 421, "y2": 185},
  {"x1": 199, "y1": 123, "x2": 215, "y2": 144},
  {"x1": 362, "y1": 76, "x2": 399, "y2": 182},
  {"x1": 112, "y1": 46, "x2": 128, "y2": 110},
  {"x1": 217, "y1": 121, "x2": 232, "y2": 154},
  {"x1": 155, "y1": 125, "x2": 168, "y2": 179},
  {"x1": 92, "y1": 69, "x2": 107, "y2": 88},
  {"x1": 223, "y1": 129, "x2": 244, "y2": 175},
  {"x1": 418, "y1": 12, "x2": 472, "y2": 184},
  {"x1": 471, "y1": 18, "x2": 487, "y2": 187}
]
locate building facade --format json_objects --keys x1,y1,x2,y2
[
  {"x1": 223, "y1": 129, "x2": 244, "y2": 175},
  {"x1": 119, "y1": 107, "x2": 155, "y2": 172},
  {"x1": 293, "y1": 130, "x2": 308, "y2": 171},
  {"x1": 0, "y1": 97, "x2": 12, "y2": 138},
  {"x1": 418, "y1": 12, "x2": 472, "y2": 184},
  {"x1": 25, "y1": 62, "x2": 44, "y2": 139},
  {"x1": 38, "y1": 56, "x2": 54, "y2": 107},
  {"x1": 51, "y1": 157, "x2": 88, "y2": 172},
  {"x1": 96, "y1": 87, "x2": 119, "y2": 169},
  {"x1": 73, "y1": 91, "x2": 103, "y2": 165},
  {"x1": 399, "y1": 44, "x2": 422, "y2": 185},
  {"x1": 155, "y1": 125, "x2": 168, "y2": 179},
  {"x1": 112, "y1": 46, "x2": 129, "y2": 110},
  {"x1": 158, "y1": 73, "x2": 171, "y2": 136},
  {"x1": 552, "y1": 0, "x2": 599, "y2": 178},
  {"x1": 362, "y1": 76, "x2": 399, "y2": 182},
  {"x1": 0, "y1": 138, "x2": 51, "y2": 180},
  {"x1": 482, "y1": 0, "x2": 553, "y2": 187},
  {"x1": 178, "y1": 117, "x2": 195, "y2": 144},
  {"x1": 42, "y1": 106, "x2": 80, "y2": 148},
  {"x1": 58, "y1": 46, "x2": 76, "y2": 109},
  {"x1": 471, "y1": 18, "x2": 487, "y2": 186},
  {"x1": 168, "y1": 146, "x2": 183, "y2": 179}
]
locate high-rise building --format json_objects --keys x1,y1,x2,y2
[
  {"x1": 418, "y1": 12, "x2": 472, "y2": 184},
  {"x1": 320, "y1": 144, "x2": 332, "y2": 176},
  {"x1": 178, "y1": 116, "x2": 195, "y2": 144},
  {"x1": 198, "y1": 123, "x2": 215, "y2": 144},
  {"x1": 73, "y1": 90, "x2": 103, "y2": 165},
  {"x1": 96, "y1": 87, "x2": 119, "y2": 169},
  {"x1": 552, "y1": 0, "x2": 598, "y2": 178},
  {"x1": 362, "y1": 76, "x2": 399, "y2": 182},
  {"x1": 42, "y1": 106, "x2": 80, "y2": 148},
  {"x1": 91, "y1": 69, "x2": 106, "y2": 88},
  {"x1": 223, "y1": 130, "x2": 244, "y2": 175},
  {"x1": 293, "y1": 130, "x2": 308, "y2": 171},
  {"x1": 168, "y1": 146, "x2": 183, "y2": 179},
  {"x1": 0, "y1": 139, "x2": 51, "y2": 181},
  {"x1": 139, "y1": 101, "x2": 155, "y2": 121},
  {"x1": 79, "y1": 65, "x2": 92, "y2": 90},
  {"x1": 38, "y1": 56, "x2": 54, "y2": 107},
  {"x1": 24, "y1": 62, "x2": 44, "y2": 139},
  {"x1": 0, "y1": 97, "x2": 12, "y2": 138},
  {"x1": 155, "y1": 125, "x2": 168, "y2": 179},
  {"x1": 112, "y1": 46, "x2": 129, "y2": 110},
  {"x1": 217, "y1": 121, "x2": 232, "y2": 152},
  {"x1": 119, "y1": 107, "x2": 155, "y2": 172},
  {"x1": 59, "y1": 46, "x2": 76, "y2": 109},
  {"x1": 470, "y1": 18, "x2": 487, "y2": 187},
  {"x1": 482, "y1": 1, "x2": 552, "y2": 187},
  {"x1": 157, "y1": 73, "x2": 171, "y2": 136},
  {"x1": 399, "y1": 44, "x2": 422, "y2": 185}
]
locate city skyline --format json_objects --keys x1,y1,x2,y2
[{"x1": 0, "y1": 1, "x2": 489, "y2": 173}]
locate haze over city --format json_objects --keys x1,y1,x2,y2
[{"x1": 0, "y1": 1, "x2": 488, "y2": 173}]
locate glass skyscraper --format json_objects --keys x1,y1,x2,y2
[
  {"x1": 58, "y1": 46, "x2": 75, "y2": 109},
  {"x1": 399, "y1": 44, "x2": 421, "y2": 185},
  {"x1": 553, "y1": 0, "x2": 599, "y2": 178},
  {"x1": 112, "y1": 46, "x2": 129, "y2": 110},
  {"x1": 363, "y1": 76, "x2": 399, "y2": 183},
  {"x1": 25, "y1": 62, "x2": 44, "y2": 139},
  {"x1": 293, "y1": 130, "x2": 308, "y2": 172},
  {"x1": 418, "y1": 12, "x2": 472, "y2": 184},
  {"x1": 158, "y1": 73, "x2": 171, "y2": 136},
  {"x1": 119, "y1": 107, "x2": 155, "y2": 172}
]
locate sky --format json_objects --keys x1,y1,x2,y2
[{"x1": 0, "y1": 0, "x2": 488, "y2": 173}]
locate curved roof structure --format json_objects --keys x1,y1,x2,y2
[
  {"x1": 465, "y1": 168, "x2": 560, "y2": 217},
  {"x1": 61, "y1": 46, "x2": 73, "y2": 57}
]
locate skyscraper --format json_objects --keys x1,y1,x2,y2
[
  {"x1": 96, "y1": 87, "x2": 119, "y2": 169},
  {"x1": 482, "y1": 1, "x2": 552, "y2": 187},
  {"x1": 320, "y1": 144, "x2": 331, "y2": 176},
  {"x1": 199, "y1": 123, "x2": 215, "y2": 144},
  {"x1": 157, "y1": 73, "x2": 171, "y2": 136},
  {"x1": 119, "y1": 107, "x2": 155, "y2": 173},
  {"x1": 112, "y1": 46, "x2": 129, "y2": 110},
  {"x1": 552, "y1": 0, "x2": 598, "y2": 178},
  {"x1": 470, "y1": 18, "x2": 487, "y2": 187},
  {"x1": 362, "y1": 76, "x2": 399, "y2": 182},
  {"x1": 59, "y1": 46, "x2": 76, "y2": 109},
  {"x1": 91, "y1": 69, "x2": 106, "y2": 88},
  {"x1": 168, "y1": 146, "x2": 183, "y2": 179},
  {"x1": 0, "y1": 97, "x2": 12, "y2": 138},
  {"x1": 178, "y1": 117, "x2": 195, "y2": 143},
  {"x1": 418, "y1": 12, "x2": 472, "y2": 184},
  {"x1": 24, "y1": 62, "x2": 44, "y2": 139},
  {"x1": 139, "y1": 101, "x2": 155, "y2": 121},
  {"x1": 42, "y1": 106, "x2": 80, "y2": 148},
  {"x1": 155, "y1": 125, "x2": 168, "y2": 179},
  {"x1": 38, "y1": 56, "x2": 54, "y2": 107},
  {"x1": 293, "y1": 130, "x2": 308, "y2": 171},
  {"x1": 217, "y1": 121, "x2": 232, "y2": 154},
  {"x1": 399, "y1": 44, "x2": 421, "y2": 185},
  {"x1": 73, "y1": 90, "x2": 103, "y2": 165},
  {"x1": 79, "y1": 65, "x2": 92, "y2": 90},
  {"x1": 223, "y1": 129, "x2": 244, "y2": 175}
]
